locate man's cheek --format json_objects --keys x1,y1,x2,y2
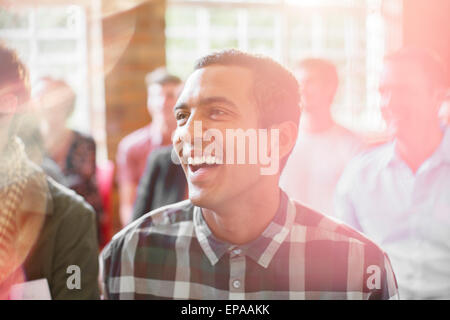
[
  {"x1": 171, "y1": 131, "x2": 185, "y2": 159},
  {"x1": 170, "y1": 146, "x2": 182, "y2": 165}
]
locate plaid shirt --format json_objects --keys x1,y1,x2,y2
[{"x1": 100, "y1": 191, "x2": 399, "y2": 299}]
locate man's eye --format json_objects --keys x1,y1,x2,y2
[
  {"x1": 210, "y1": 109, "x2": 227, "y2": 119},
  {"x1": 175, "y1": 111, "x2": 189, "y2": 121}
]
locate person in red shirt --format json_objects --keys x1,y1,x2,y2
[
  {"x1": 116, "y1": 68, "x2": 182, "y2": 226},
  {"x1": 0, "y1": 43, "x2": 99, "y2": 300}
]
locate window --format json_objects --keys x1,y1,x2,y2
[
  {"x1": 166, "y1": 0, "x2": 403, "y2": 133},
  {"x1": 0, "y1": 5, "x2": 90, "y2": 133}
]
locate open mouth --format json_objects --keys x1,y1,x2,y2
[
  {"x1": 187, "y1": 156, "x2": 222, "y2": 173},
  {"x1": 189, "y1": 163, "x2": 220, "y2": 173},
  {"x1": 189, "y1": 163, "x2": 219, "y2": 173}
]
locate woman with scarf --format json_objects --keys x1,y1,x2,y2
[{"x1": 0, "y1": 44, "x2": 99, "y2": 299}]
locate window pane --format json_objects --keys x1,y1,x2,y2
[
  {"x1": 209, "y1": 8, "x2": 238, "y2": 27},
  {"x1": 248, "y1": 38, "x2": 274, "y2": 54},
  {"x1": 0, "y1": 8, "x2": 29, "y2": 29},
  {"x1": 248, "y1": 9, "x2": 274, "y2": 28},
  {"x1": 37, "y1": 39, "x2": 78, "y2": 54},
  {"x1": 210, "y1": 37, "x2": 238, "y2": 50},
  {"x1": 166, "y1": 0, "x2": 402, "y2": 133},
  {"x1": 3, "y1": 40, "x2": 30, "y2": 62},
  {"x1": 166, "y1": 6, "x2": 196, "y2": 28},
  {"x1": 35, "y1": 6, "x2": 79, "y2": 31}
]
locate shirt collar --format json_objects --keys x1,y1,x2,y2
[{"x1": 194, "y1": 190, "x2": 296, "y2": 268}]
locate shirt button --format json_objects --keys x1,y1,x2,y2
[
  {"x1": 232, "y1": 280, "x2": 241, "y2": 289},
  {"x1": 233, "y1": 248, "x2": 242, "y2": 255}
]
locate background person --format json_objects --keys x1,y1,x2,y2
[
  {"x1": 334, "y1": 48, "x2": 450, "y2": 299},
  {"x1": 33, "y1": 77, "x2": 104, "y2": 244},
  {"x1": 280, "y1": 58, "x2": 363, "y2": 216},
  {"x1": 0, "y1": 44, "x2": 99, "y2": 299},
  {"x1": 132, "y1": 145, "x2": 187, "y2": 221},
  {"x1": 101, "y1": 49, "x2": 398, "y2": 300},
  {"x1": 116, "y1": 68, "x2": 182, "y2": 226},
  {"x1": 16, "y1": 112, "x2": 67, "y2": 186}
]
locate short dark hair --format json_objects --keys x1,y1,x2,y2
[
  {"x1": 194, "y1": 49, "x2": 301, "y2": 129},
  {"x1": 384, "y1": 47, "x2": 449, "y2": 90},
  {"x1": 0, "y1": 42, "x2": 30, "y2": 109},
  {"x1": 296, "y1": 58, "x2": 338, "y2": 95},
  {"x1": 145, "y1": 67, "x2": 182, "y2": 87}
]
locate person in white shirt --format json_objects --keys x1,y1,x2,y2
[
  {"x1": 334, "y1": 47, "x2": 450, "y2": 299},
  {"x1": 280, "y1": 58, "x2": 362, "y2": 216}
]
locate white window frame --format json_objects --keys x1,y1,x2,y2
[{"x1": 166, "y1": 0, "x2": 403, "y2": 133}]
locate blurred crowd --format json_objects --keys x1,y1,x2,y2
[{"x1": 0, "y1": 38, "x2": 449, "y2": 300}]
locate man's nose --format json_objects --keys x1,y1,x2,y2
[
  {"x1": 173, "y1": 133, "x2": 200, "y2": 161},
  {"x1": 174, "y1": 124, "x2": 192, "y2": 146}
]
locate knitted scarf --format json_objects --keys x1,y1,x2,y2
[{"x1": 0, "y1": 136, "x2": 47, "y2": 285}]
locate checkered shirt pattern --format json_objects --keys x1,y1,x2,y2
[{"x1": 100, "y1": 191, "x2": 399, "y2": 300}]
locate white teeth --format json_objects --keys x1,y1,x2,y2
[{"x1": 186, "y1": 155, "x2": 223, "y2": 165}]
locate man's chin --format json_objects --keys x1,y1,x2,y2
[
  {"x1": 188, "y1": 186, "x2": 220, "y2": 210},
  {"x1": 188, "y1": 187, "x2": 208, "y2": 206},
  {"x1": 189, "y1": 197, "x2": 204, "y2": 209}
]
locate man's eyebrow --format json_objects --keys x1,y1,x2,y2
[
  {"x1": 174, "y1": 102, "x2": 188, "y2": 112},
  {"x1": 198, "y1": 96, "x2": 237, "y2": 109},
  {"x1": 174, "y1": 96, "x2": 238, "y2": 112}
]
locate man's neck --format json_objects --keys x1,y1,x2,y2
[
  {"x1": 201, "y1": 180, "x2": 281, "y2": 245},
  {"x1": 301, "y1": 110, "x2": 335, "y2": 133},
  {"x1": 396, "y1": 123, "x2": 443, "y2": 173}
]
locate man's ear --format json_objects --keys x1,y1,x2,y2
[
  {"x1": 0, "y1": 93, "x2": 18, "y2": 114},
  {"x1": 271, "y1": 120, "x2": 298, "y2": 160}
]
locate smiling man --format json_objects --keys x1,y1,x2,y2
[
  {"x1": 334, "y1": 48, "x2": 450, "y2": 299},
  {"x1": 100, "y1": 49, "x2": 398, "y2": 300}
]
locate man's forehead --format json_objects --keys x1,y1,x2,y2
[
  {"x1": 179, "y1": 65, "x2": 254, "y2": 103},
  {"x1": 294, "y1": 68, "x2": 319, "y2": 83},
  {"x1": 381, "y1": 60, "x2": 426, "y2": 86}
]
